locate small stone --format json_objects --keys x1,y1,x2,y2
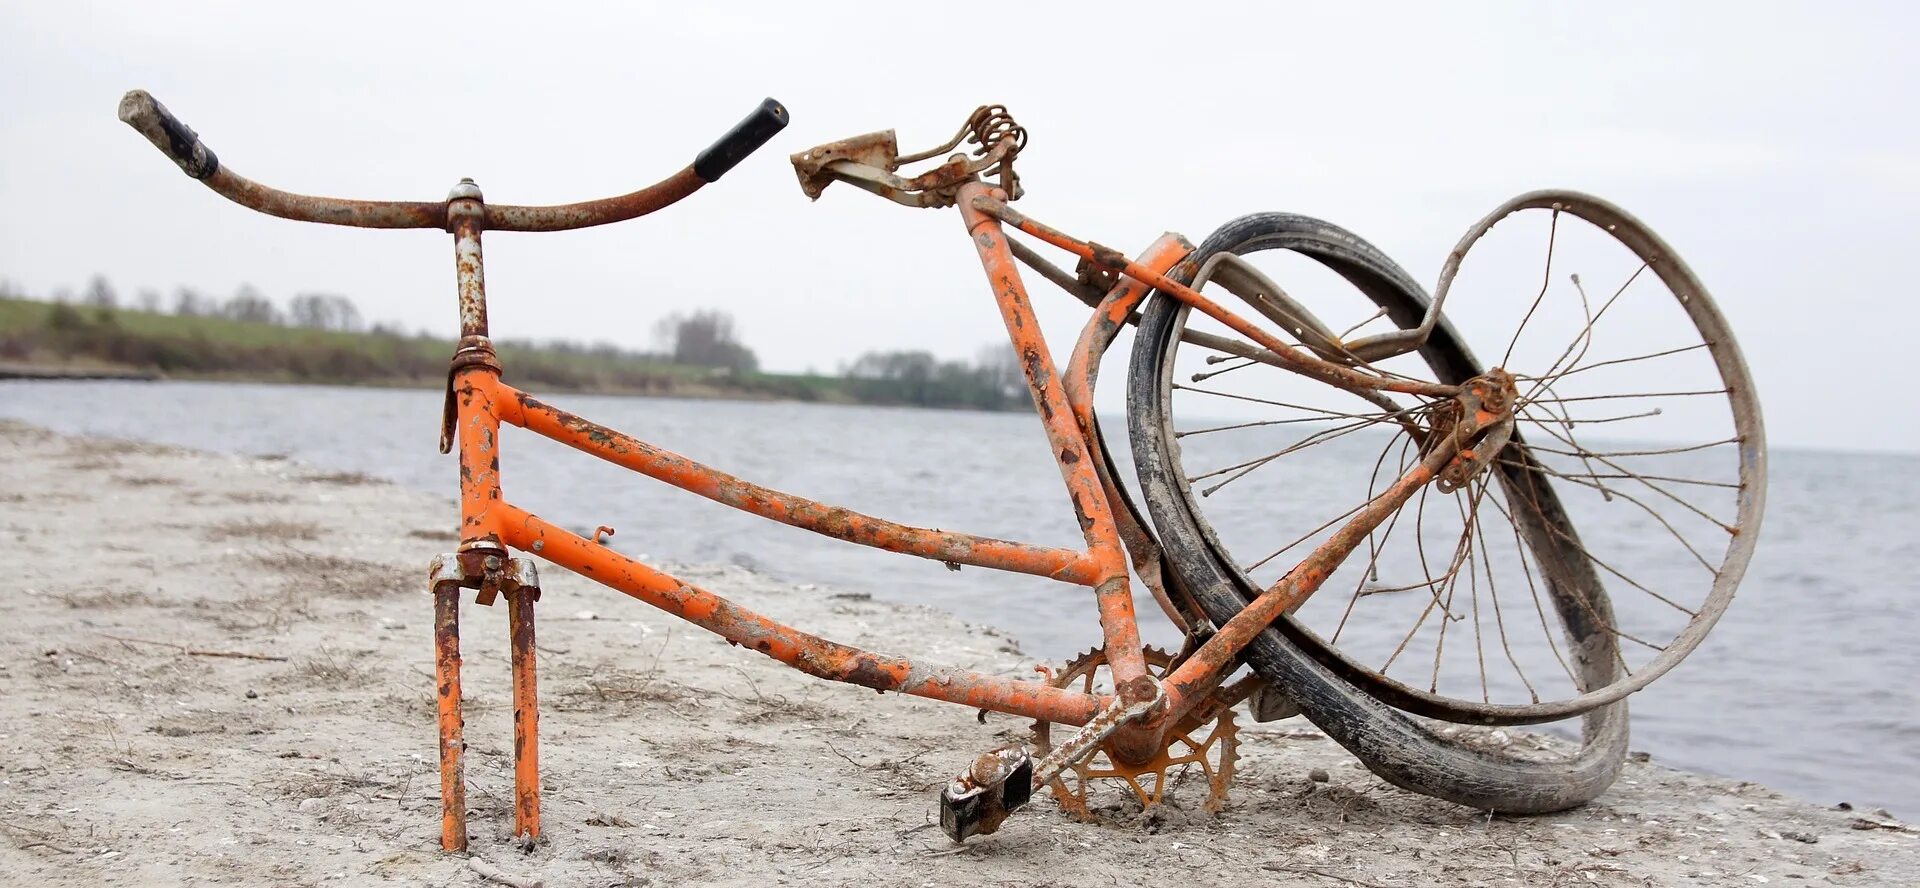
[
  {"x1": 1307, "y1": 768, "x2": 1330, "y2": 783},
  {"x1": 297, "y1": 797, "x2": 327, "y2": 813},
  {"x1": 1779, "y1": 830, "x2": 1818, "y2": 844},
  {"x1": 245, "y1": 690, "x2": 259, "y2": 700}
]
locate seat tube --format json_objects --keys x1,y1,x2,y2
[{"x1": 956, "y1": 181, "x2": 1150, "y2": 704}]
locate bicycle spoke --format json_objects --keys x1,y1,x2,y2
[
  {"x1": 1502, "y1": 207, "x2": 1560, "y2": 368},
  {"x1": 1331, "y1": 432, "x2": 1416, "y2": 643},
  {"x1": 1519, "y1": 414, "x2": 1740, "y2": 535},
  {"x1": 1516, "y1": 408, "x2": 1663, "y2": 426},
  {"x1": 1458, "y1": 481, "x2": 1491, "y2": 702},
  {"x1": 1188, "y1": 418, "x2": 1383, "y2": 496},
  {"x1": 1338, "y1": 306, "x2": 1390, "y2": 342},
  {"x1": 1176, "y1": 409, "x2": 1400, "y2": 439},
  {"x1": 1526, "y1": 437, "x2": 1741, "y2": 459},
  {"x1": 1245, "y1": 496, "x2": 1373, "y2": 574},
  {"x1": 1172, "y1": 382, "x2": 1424, "y2": 420},
  {"x1": 1501, "y1": 493, "x2": 1579, "y2": 687},
  {"x1": 1475, "y1": 492, "x2": 1542, "y2": 701},
  {"x1": 1381, "y1": 482, "x2": 1445, "y2": 673},
  {"x1": 1500, "y1": 452, "x2": 1723, "y2": 580},
  {"x1": 1426, "y1": 490, "x2": 1473, "y2": 693},
  {"x1": 1535, "y1": 470, "x2": 1739, "y2": 490},
  {"x1": 1523, "y1": 388, "x2": 1730, "y2": 404},
  {"x1": 1190, "y1": 356, "x2": 1260, "y2": 383},
  {"x1": 1520, "y1": 342, "x2": 1711, "y2": 386},
  {"x1": 1516, "y1": 378, "x2": 1617, "y2": 502},
  {"x1": 1520, "y1": 264, "x2": 1648, "y2": 405},
  {"x1": 1488, "y1": 482, "x2": 1671, "y2": 654}
]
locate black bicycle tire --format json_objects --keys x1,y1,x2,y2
[{"x1": 1126, "y1": 212, "x2": 1629, "y2": 813}]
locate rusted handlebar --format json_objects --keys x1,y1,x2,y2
[{"x1": 117, "y1": 90, "x2": 789, "y2": 233}]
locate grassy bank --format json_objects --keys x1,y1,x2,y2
[{"x1": 0, "y1": 297, "x2": 1011, "y2": 408}]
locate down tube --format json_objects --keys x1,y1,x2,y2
[{"x1": 494, "y1": 504, "x2": 1106, "y2": 725}]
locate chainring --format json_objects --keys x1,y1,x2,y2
[{"x1": 1030, "y1": 646, "x2": 1239, "y2": 821}]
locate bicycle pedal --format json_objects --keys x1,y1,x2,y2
[{"x1": 938, "y1": 746, "x2": 1033, "y2": 842}]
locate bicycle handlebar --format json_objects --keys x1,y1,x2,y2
[{"x1": 117, "y1": 90, "x2": 789, "y2": 233}]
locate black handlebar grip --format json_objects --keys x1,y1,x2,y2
[
  {"x1": 692, "y1": 98, "x2": 789, "y2": 183},
  {"x1": 118, "y1": 90, "x2": 220, "y2": 180}
]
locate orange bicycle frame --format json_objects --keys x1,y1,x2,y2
[{"x1": 116, "y1": 89, "x2": 1475, "y2": 851}]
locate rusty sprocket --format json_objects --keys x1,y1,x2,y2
[{"x1": 1030, "y1": 646, "x2": 1238, "y2": 821}]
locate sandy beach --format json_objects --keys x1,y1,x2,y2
[{"x1": 0, "y1": 418, "x2": 1913, "y2": 887}]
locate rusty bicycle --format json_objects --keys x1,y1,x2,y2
[{"x1": 119, "y1": 90, "x2": 1766, "y2": 848}]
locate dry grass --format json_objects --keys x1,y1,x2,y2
[
  {"x1": 52, "y1": 588, "x2": 155, "y2": 610},
  {"x1": 554, "y1": 667, "x2": 699, "y2": 713},
  {"x1": 111, "y1": 474, "x2": 177, "y2": 487},
  {"x1": 250, "y1": 548, "x2": 415, "y2": 599},
  {"x1": 205, "y1": 518, "x2": 323, "y2": 543},
  {"x1": 296, "y1": 647, "x2": 373, "y2": 686},
  {"x1": 301, "y1": 471, "x2": 382, "y2": 486}
]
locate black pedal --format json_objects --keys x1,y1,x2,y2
[{"x1": 938, "y1": 746, "x2": 1033, "y2": 842}]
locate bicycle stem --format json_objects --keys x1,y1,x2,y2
[{"x1": 971, "y1": 195, "x2": 1460, "y2": 401}]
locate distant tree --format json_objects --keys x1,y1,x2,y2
[
  {"x1": 46, "y1": 302, "x2": 85, "y2": 332},
  {"x1": 289, "y1": 292, "x2": 363, "y2": 331},
  {"x1": 173, "y1": 286, "x2": 208, "y2": 316},
  {"x1": 223, "y1": 284, "x2": 282, "y2": 325},
  {"x1": 975, "y1": 343, "x2": 1026, "y2": 402},
  {"x1": 842, "y1": 344, "x2": 1030, "y2": 410},
  {"x1": 83, "y1": 275, "x2": 118, "y2": 309},
  {"x1": 654, "y1": 309, "x2": 758, "y2": 373},
  {"x1": 51, "y1": 287, "x2": 73, "y2": 304},
  {"x1": 136, "y1": 289, "x2": 163, "y2": 313}
]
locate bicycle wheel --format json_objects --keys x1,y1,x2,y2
[
  {"x1": 1125, "y1": 210, "x2": 1632, "y2": 813},
  {"x1": 1128, "y1": 202, "x2": 1763, "y2": 811},
  {"x1": 1131, "y1": 196, "x2": 1764, "y2": 724}
]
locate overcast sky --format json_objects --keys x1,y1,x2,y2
[{"x1": 2, "y1": 2, "x2": 1913, "y2": 453}]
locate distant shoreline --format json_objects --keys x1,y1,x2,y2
[
  {"x1": 0, "y1": 295, "x2": 1029, "y2": 413},
  {"x1": 0, "y1": 364, "x2": 1051, "y2": 415},
  {"x1": 0, "y1": 362, "x2": 160, "y2": 381}
]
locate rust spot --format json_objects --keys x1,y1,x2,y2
[
  {"x1": 843, "y1": 655, "x2": 896, "y2": 691},
  {"x1": 1069, "y1": 493, "x2": 1094, "y2": 531},
  {"x1": 1089, "y1": 242, "x2": 1127, "y2": 271},
  {"x1": 1117, "y1": 675, "x2": 1157, "y2": 704}
]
